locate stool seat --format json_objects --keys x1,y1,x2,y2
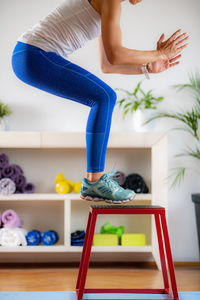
[
  {"x1": 76, "y1": 204, "x2": 179, "y2": 300},
  {"x1": 90, "y1": 204, "x2": 164, "y2": 209}
]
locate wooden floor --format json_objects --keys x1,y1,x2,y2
[{"x1": 0, "y1": 265, "x2": 199, "y2": 292}]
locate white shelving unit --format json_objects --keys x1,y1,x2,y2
[{"x1": 0, "y1": 131, "x2": 168, "y2": 269}]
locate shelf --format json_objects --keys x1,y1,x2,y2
[
  {"x1": 0, "y1": 245, "x2": 67, "y2": 252},
  {"x1": 0, "y1": 131, "x2": 168, "y2": 267},
  {"x1": 0, "y1": 193, "x2": 152, "y2": 201},
  {"x1": 70, "y1": 245, "x2": 152, "y2": 252},
  {"x1": 0, "y1": 245, "x2": 152, "y2": 253},
  {"x1": 0, "y1": 131, "x2": 167, "y2": 148},
  {"x1": 0, "y1": 193, "x2": 79, "y2": 201}
]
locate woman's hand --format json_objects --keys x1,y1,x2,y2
[
  {"x1": 148, "y1": 54, "x2": 181, "y2": 73},
  {"x1": 157, "y1": 29, "x2": 189, "y2": 60},
  {"x1": 149, "y1": 29, "x2": 189, "y2": 74}
]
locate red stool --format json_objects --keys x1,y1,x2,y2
[{"x1": 76, "y1": 205, "x2": 179, "y2": 300}]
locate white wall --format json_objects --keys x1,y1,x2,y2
[{"x1": 0, "y1": 0, "x2": 200, "y2": 261}]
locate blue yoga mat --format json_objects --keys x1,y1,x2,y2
[{"x1": 0, "y1": 291, "x2": 199, "y2": 300}]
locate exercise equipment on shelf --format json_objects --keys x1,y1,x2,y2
[
  {"x1": 55, "y1": 173, "x2": 82, "y2": 194},
  {"x1": 25, "y1": 230, "x2": 59, "y2": 246},
  {"x1": 121, "y1": 233, "x2": 146, "y2": 246},
  {"x1": 71, "y1": 230, "x2": 85, "y2": 246},
  {"x1": 26, "y1": 230, "x2": 41, "y2": 246},
  {"x1": 0, "y1": 152, "x2": 35, "y2": 194},
  {"x1": 100, "y1": 222, "x2": 125, "y2": 238},
  {"x1": 93, "y1": 233, "x2": 119, "y2": 246},
  {"x1": 41, "y1": 230, "x2": 59, "y2": 246},
  {"x1": 122, "y1": 173, "x2": 149, "y2": 193}
]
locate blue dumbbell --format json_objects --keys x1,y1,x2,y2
[
  {"x1": 41, "y1": 230, "x2": 59, "y2": 246},
  {"x1": 26, "y1": 230, "x2": 41, "y2": 246},
  {"x1": 49, "y1": 230, "x2": 59, "y2": 243}
]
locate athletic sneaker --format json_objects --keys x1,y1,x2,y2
[{"x1": 80, "y1": 171, "x2": 136, "y2": 204}]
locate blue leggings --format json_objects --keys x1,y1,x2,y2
[{"x1": 11, "y1": 41, "x2": 117, "y2": 173}]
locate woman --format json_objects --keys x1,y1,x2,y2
[{"x1": 11, "y1": 0, "x2": 189, "y2": 204}]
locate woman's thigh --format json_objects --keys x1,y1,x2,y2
[{"x1": 11, "y1": 47, "x2": 116, "y2": 109}]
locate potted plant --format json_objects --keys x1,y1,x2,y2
[
  {"x1": 0, "y1": 101, "x2": 12, "y2": 131},
  {"x1": 115, "y1": 80, "x2": 164, "y2": 131},
  {"x1": 144, "y1": 70, "x2": 200, "y2": 256}
]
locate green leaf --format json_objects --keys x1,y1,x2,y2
[
  {"x1": 156, "y1": 96, "x2": 164, "y2": 101},
  {"x1": 175, "y1": 145, "x2": 200, "y2": 159},
  {"x1": 117, "y1": 99, "x2": 126, "y2": 108},
  {"x1": 123, "y1": 102, "x2": 132, "y2": 109},
  {"x1": 133, "y1": 81, "x2": 142, "y2": 96},
  {"x1": 131, "y1": 105, "x2": 138, "y2": 112},
  {"x1": 115, "y1": 88, "x2": 133, "y2": 96},
  {"x1": 172, "y1": 70, "x2": 200, "y2": 106},
  {"x1": 167, "y1": 167, "x2": 186, "y2": 190},
  {"x1": 139, "y1": 88, "x2": 146, "y2": 97},
  {"x1": 122, "y1": 109, "x2": 130, "y2": 118},
  {"x1": 0, "y1": 102, "x2": 12, "y2": 118},
  {"x1": 142, "y1": 109, "x2": 200, "y2": 140}
]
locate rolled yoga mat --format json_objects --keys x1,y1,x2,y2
[
  {"x1": 0, "y1": 153, "x2": 9, "y2": 169},
  {"x1": 1, "y1": 164, "x2": 22, "y2": 180},
  {"x1": 21, "y1": 182, "x2": 35, "y2": 194}
]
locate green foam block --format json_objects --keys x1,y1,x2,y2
[
  {"x1": 121, "y1": 233, "x2": 146, "y2": 246},
  {"x1": 93, "y1": 234, "x2": 119, "y2": 246}
]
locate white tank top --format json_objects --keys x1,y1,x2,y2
[{"x1": 17, "y1": 0, "x2": 101, "y2": 59}]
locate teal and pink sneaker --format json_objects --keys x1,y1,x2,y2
[{"x1": 80, "y1": 171, "x2": 136, "y2": 204}]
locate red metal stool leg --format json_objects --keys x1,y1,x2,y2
[
  {"x1": 154, "y1": 213, "x2": 170, "y2": 291},
  {"x1": 76, "y1": 211, "x2": 97, "y2": 300},
  {"x1": 160, "y1": 212, "x2": 179, "y2": 300},
  {"x1": 76, "y1": 210, "x2": 92, "y2": 290}
]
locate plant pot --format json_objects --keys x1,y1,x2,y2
[
  {"x1": 0, "y1": 118, "x2": 6, "y2": 131},
  {"x1": 191, "y1": 193, "x2": 200, "y2": 257},
  {"x1": 132, "y1": 109, "x2": 156, "y2": 132}
]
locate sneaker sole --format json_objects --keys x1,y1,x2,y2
[{"x1": 80, "y1": 193, "x2": 136, "y2": 204}]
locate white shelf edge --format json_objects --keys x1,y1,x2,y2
[
  {"x1": 0, "y1": 193, "x2": 152, "y2": 201},
  {"x1": 0, "y1": 131, "x2": 167, "y2": 148},
  {"x1": 0, "y1": 245, "x2": 152, "y2": 253},
  {"x1": 0, "y1": 245, "x2": 66, "y2": 252},
  {"x1": 69, "y1": 245, "x2": 152, "y2": 252},
  {"x1": 0, "y1": 193, "x2": 79, "y2": 201}
]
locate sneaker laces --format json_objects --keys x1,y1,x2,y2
[
  {"x1": 106, "y1": 162, "x2": 117, "y2": 178},
  {"x1": 104, "y1": 162, "x2": 122, "y2": 190}
]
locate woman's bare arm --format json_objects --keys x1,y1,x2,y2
[
  {"x1": 97, "y1": 35, "x2": 147, "y2": 74},
  {"x1": 101, "y1": 0, "x2": 162, "y2": 65}
]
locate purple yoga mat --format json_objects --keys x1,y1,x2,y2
[
  {"x1": 0, "y1": 153, "x2": 34, "y2": 194},
  {"x1": 1, "y1": 164, "x2": 22, "y2": 180},
  {"x1": 14, "y1": 174, "x2": 27, "y2": 188},
  {"x1": 14, "y1": 182, "x2": 35, "y2": 194},
  {"x1": 12, "y1": 164, "x2": 24, "y2": 175},
  {"x1": 0, "y1": 153, "x2": 9, "y2": 169},
  {"x1": 22, "y1": 182, "x2": 35, "y2": 193}
]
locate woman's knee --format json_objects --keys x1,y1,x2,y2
[{"x1": 93, "y1": 86, "x2": 117, "y2": 109}]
